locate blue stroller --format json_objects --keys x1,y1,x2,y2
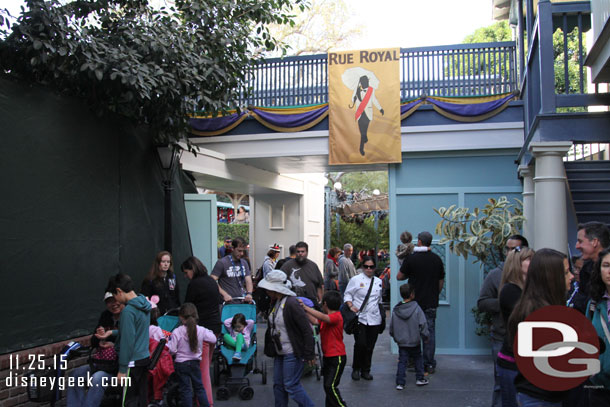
[{"x1": 213, "y1": 302, "x2": 267, "y2": 400}]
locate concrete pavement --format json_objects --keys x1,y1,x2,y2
[{"x1": 216, "y1": 323, "x2": 495, "y2": 407}]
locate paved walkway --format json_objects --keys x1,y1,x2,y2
[{"x1": 216, "y1": 322, "x2": 495, "y2": 407}]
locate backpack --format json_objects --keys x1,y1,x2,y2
[{"x1": 253, "y1": 265, "x2": 264, "y2": 288}]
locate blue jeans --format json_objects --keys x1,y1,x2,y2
[
  {"x1": 66, "y1": 365, "x2": 112, "y2": 407},
  {"x1": 492, "y1": 338, "x2": 503, "y2": 407},
  {"x1": 396, "y1": 345, "x2": 424, "y2": 384},
  {"x1": 497, "y1": 365, "x2": 518, "y2": 407},
  {"x1": 273, "y1": 353, "x2": 315, "y2": 407},
  {"x1": 175, "y1": 360, "x2": 209, "y2": 407},
  {"x1": 423, "y1": 308, "x2": 437, "y2": 369},
  {"x1": 517, "y1": 393, "x2": 561, "y2": 407}
]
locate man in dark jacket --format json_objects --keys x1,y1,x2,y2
[{"x1": 397, "y1": 231, "x2": 444, "y2": 374}]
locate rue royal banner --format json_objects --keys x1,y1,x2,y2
[{"x1": 328, "y1": 48, "x2": 401, "y2": 165}]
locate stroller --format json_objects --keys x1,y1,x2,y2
[{"x1": 213, "y1": 301, "x2": 267, "y2": 400}]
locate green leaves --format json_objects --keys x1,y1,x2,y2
[
  {"x1": 0, "y1": 0, "x2": 305, "y2": 147},
  {"x1": 433, "y1": 196, "x2": 524, "y2": 268}
]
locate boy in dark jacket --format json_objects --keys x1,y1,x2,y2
[
  {"x1": 99, "y1": 273, "x2": 151, "y2": 407},
  {"x1": 390, "y1": 283, "x2": 429, "y2": 390}
]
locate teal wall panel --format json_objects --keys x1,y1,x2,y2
[
  {"x1": 389, "y1": 150, "x2": 522, "y2": 355},
  {"x1": 184, "y1": 194, "x2": 218, "y2": 273}
]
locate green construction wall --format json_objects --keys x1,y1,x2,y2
[
  {"x1": 389, "y1": 150, "x2": 523, "y2": 355},
  {"x1": 0, "y1": 76, "x2": 195, "y2": 354}
]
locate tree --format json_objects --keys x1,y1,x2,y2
[
  {"x1": 0, "y1": 0, "x2": 305, "y2": 146},
  {"x1": 327, "y1": 171, "x2": 388, "y2": 194},
  {"x1": 262, "y1": 0, "x2": 361, "y2": 56},
  {"x1": 461, "y1": 20, "x2": 586, "y2": 98},
  {"x1": 463, "y1": 20, "x2": 512, "y2": 43},
  {"x1": 330, "y1": 215, "x2": 389, "y2": 253}
]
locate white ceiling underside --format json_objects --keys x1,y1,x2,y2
[{"x1": 183, "y1": 121, "x2": 524, "y2": 194}]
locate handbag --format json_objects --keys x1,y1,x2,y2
[
  {"x1": 264, "y1": 298, "x2": 285, "y2": 357},
  {"x1": 378, "y1": 302, "x2": 386, "y2": 334},
  {"x1": 341, "y1": 278, "x2": 375, "y2": 335},
  {"x1": 264, "y1": 328, "x2": 278, "y2": 357},
  {"x1": 89, "y1": 344, "x2": 118, "y2": 374}
]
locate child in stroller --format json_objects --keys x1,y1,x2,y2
[
  {"x1": 214, "y1": 302, "x2": 267, "y2": 400},
  {"x1": 222, "y1": 313, "x2": 254, "y2": 362}
]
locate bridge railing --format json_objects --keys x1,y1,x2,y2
[{"x1": 241, "y1": 42, "x2": 517, "y2": 107}]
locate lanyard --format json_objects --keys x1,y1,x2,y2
[{"x1": 566, "y1": 282, "x2": 579, "y2": 307}]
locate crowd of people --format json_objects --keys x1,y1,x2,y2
[
  {"x1": 478, "y1": 222, "x2": 610, "y2": 407},
  {"x1": 65, "y1": 221, "x2": 610, "y2": 407}
]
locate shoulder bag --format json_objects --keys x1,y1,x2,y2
[{"x1": 341, "y1": 278, "x2": 375, "y2": 335}]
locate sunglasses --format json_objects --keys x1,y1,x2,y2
[{"x1": 363, "y1": 264, "x2": 375, "y2": 269}]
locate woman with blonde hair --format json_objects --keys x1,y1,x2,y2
[{"x1": 496, "y1": 246, "x2": 534, "y2": 407}]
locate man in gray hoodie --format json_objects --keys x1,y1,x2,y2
[{"x1": 390, "y1": 283, "x2": 429, "y2": 390}]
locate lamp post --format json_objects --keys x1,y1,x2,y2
[
  {"x1": 333, "y1": 182, "x2": 342, "y2": 242},
  {"x1": 157, "y1": 144, "x2": 181, "y2": 253}
]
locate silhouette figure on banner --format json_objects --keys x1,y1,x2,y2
[{"x1": 342, "y1": 67, "x2": 384, "y2": 156}]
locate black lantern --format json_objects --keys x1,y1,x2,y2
[{"x1": 156, "y1": 144, "x2": 182, "y2": 253}]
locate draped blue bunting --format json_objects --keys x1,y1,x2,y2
[
  {"x1": 249, "y1": 105, "x2": 329, "y2": 132},
  {"x1": 189, "y1": 93, "x2": 516, "y2": 136},
  {"x1": 426, "y1": 93, "x2": 516, "y2": 121},
  {"x1": 189, "y1": 112, "x2": 247, "y2": 136}
]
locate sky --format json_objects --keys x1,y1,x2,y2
[
  {"x1": 345, "y1": 0, "x2": 496, "y2": 49},
  {"x1": 3, "y1": 0, "x2": 497, "y2": 49}
]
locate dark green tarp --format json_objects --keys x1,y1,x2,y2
[{"x1": 0, "y1": 76, "x2": 195, "y2": 353}]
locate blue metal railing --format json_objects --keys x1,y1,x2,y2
[
  {"x1": 242, "y1": 42, "x2": 517, "y2": 107},
  {"x1": 517, "y1": 0, "x2": 610, "y2": 162}
]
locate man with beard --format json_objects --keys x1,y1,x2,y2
[{"x1": 281, "y1": 241, "x2": 324, "y2": 306}]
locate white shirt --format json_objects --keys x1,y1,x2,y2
[{"x1": 343, "y1": 273, "x2": 383, "y2": 326}]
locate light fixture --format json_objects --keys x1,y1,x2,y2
[
  {"x1": 334, "y1": 182, "x2": 342, "y2": 190},
  {"x1": 157, "y1": 144, "x2": 177, "y2": 170},
  {"x1": 373, "y1": 189, "x2": 380, "y2": 196}
]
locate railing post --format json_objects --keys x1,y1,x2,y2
[
  {"x1": 518, "y1": 0, "x2": 525, "y2": 83},
  {"x1": 538, "y1": 0, "x2": 556, "y2": 114}
]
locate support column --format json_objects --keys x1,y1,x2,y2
[
  {"x1": 530, "y1": 142, "x2": 572, "y2": 253},
  {"x1": 518, "y1": 165, "x2": 535, "y2": 247}
]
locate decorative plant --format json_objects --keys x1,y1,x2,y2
[
  {"x1": 434, "y1": 196, "x2": 525, "y2": 337},
  {"x1": 471, "y1": 306, "x2": 493, "y2": 337},
  {"x1": 434, "y1": 196, "x2": 525, "y2": 269}
]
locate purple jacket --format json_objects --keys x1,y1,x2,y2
[{"x1": 167, "y1": 324, "x2": 216, "y2": 363}]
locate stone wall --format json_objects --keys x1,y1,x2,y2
[{"x1": 0, "y1": 336, "x2": 90, "y2": 407}]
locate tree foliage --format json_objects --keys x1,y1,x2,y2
[
  {"x1": 0, "y1": 0, "x2": 306, "y2": 146},
  {"x1": 553, "y1": 27, "x2": 586, "y2": 95},
  {"x1": 463, "y1": 20, "x2": 512, "y2": 44},
  {"x1": 330, "y1": 215, "x2": 389, "y2": 253},
  {"x1": 461, "y1": 20, "x2": 586, "y2": 98},
  {"x1": 263, "y1": 0, "x2": 360, "y2": 56},
  {"x1": 327, "y1": 171, "x2": 388, "y2": 194},
  {"x1": 434, "y1": 196, "x2": 525, "y2": 268}
]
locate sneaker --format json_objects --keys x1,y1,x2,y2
[
  {"x1": 425, "y1": 366, "x2": 435, "y2": 374},
  {"x1": 351, "y1": 370, "x2": 360, "y2": 381},
  {"x1": 416, "y1": 378, "x2": 429, "y2": 386},
  {"x1": 232, "y1": 352, "x2": 242, "y2": 361},
  {"x1": 395, "y1": 384, "x2": 404, "y2": 390},
  {"x1": 360, "y1": 371, "x2": 374, "y2": 380}
]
